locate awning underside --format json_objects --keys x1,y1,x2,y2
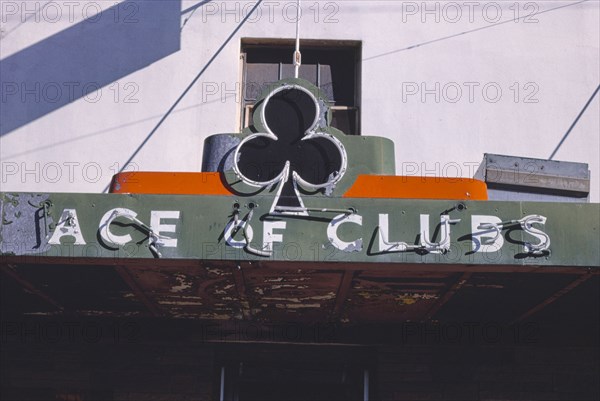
[{"x1": 2, "y1": 259, "x2": 598, "y2": 344}]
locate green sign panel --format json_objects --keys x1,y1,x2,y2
[{"x1": 1, "y1": 192, "x2": 598, "y2": 267}]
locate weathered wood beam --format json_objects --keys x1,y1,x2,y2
[
  {"x1": 114, "y1": 265, "x2": 164, "y2": 317},
  {"x1": 0, "y1": 264, "x2": 63, "y2": 311},
  {"x1": 510, "y1": 273, "x2": 593, "y2": 325},
  {"x1": 232, "y1": 266, "x2": 252, "y2": 319},
  {"x1": 424, "y1": 272, "x2": 472, "y2": 321},
  {"x1": 333, "y1": 270, "x2": 356, "y2": 316}
]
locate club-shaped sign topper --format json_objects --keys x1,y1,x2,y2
[{"x1": 233, "y1": 84, "x2": 348, "y2": 214}]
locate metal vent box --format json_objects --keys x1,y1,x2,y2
[{"x1": 474, "y1": 153, "x2": 590, "y2": 203}]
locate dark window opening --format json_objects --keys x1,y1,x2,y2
[
  {"x1": 241, "y1": 41, "x2": 361, "y2": 135},
  {"x1": 217, "y1": 344, "x2": 375, "y2": 401}
]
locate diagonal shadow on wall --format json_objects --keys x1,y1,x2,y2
[{"x1": 0, "y1": 0, "x2": 182, "y2": 136}]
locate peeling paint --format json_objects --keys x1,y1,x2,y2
[
  {"x1": 276, "y1": 303, "x2": 321, "y2": 309},
  {"x1": 264, "y1": 297, "x2": 300, "y2": 302},
  {"x1": 206, "y1": 268, "x2": 226, "y2": 276},
  {"x1": 159, "y1": 301, "x2": 203, "y2": 306},
  {"x1": 170, "y1": 273, "x2": 193, "y2": 293},
  {"x1": 341, "y1": 238, "x2": 363, "y2": 252},
  {"x1": 286, "y1": 277, "x2": 310, "y2": 282},
  {"x1": 306, "y1": 293, "x2": 336, "y2": 301},
  {"x1": 23, "y1": 312, "x2": 54, "y2": 316},
  {"x1": 77, "y1": 310, "x2": 141, "y2": 316},
  {"x1": 271, "y1": 284, "x2": 308, "y2": 290},
  {"x1": 467, "y1": 284, "x2": 505, "y2": 289},
  {"x1": 395, "y1": 292, "x2": 439, "y2": 305},
  {"x1": 265, "y1": 293, "x2": 334, "y2": 303},
  {"x1": 181, "y1": 313, "x2": 231, "y2": 320}
]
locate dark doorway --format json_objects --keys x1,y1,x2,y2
[{"x1": 218, "y1": 343, "x2": 373, "y2": 401}]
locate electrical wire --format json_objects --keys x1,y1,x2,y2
[
  {"x1": 549, "y1": 84, "x2": 600, "y2": 160},
  {"x1": 104, "y1": 0, "x2": 264, "y2": 193}
]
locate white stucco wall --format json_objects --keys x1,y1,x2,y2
[{"x1": 1, "y1": 0, "x2": 598, "y2": 200}]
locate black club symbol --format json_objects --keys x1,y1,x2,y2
[{"x1": 233, "y1": 84, "x2": 347, "y2": 214}]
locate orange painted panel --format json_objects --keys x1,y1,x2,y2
[
  {"x1": 343, "y1": 175, "x2": 488, "y2": 200},
  {"x1": 111, "y1": 172, "x2": 486, "y2": 200},
  {"x1": 110, "y1": 172, "x2": 232, "y2": 195}
]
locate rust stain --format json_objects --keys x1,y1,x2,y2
[{"x1": 397, "y1": 296, "x2": 417, "y2": 305}]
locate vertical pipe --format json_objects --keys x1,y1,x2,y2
[
  {"x1": 294, "y1": 0, "x2": 301, "y2": 78},
  {"x1": 363, "y1": 369, "x2": 369, "y2": 401},
  {"x1": 220, "y1": 366, "x2": 226, "y2": 401}
]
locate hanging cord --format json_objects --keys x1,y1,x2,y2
[{"x1": 293, "y1": 0, "x2": 302, "y2": 78}]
